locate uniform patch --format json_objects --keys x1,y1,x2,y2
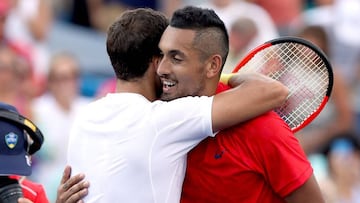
[{"x1": 5, "y1": 132, "x2": 18, "y2": 149}]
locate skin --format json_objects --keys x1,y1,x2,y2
[
  {"x1": 47, "y1": 53, "x2": 81, "y2": 112},
  {"x1": 158, "y1": 26, "x2": 290, "y2": 132},
  {"x1": 56, "y1": 7, "x2": 291, "y2": 202},
  {"x1": 158, "y1": 25, "x2": 325, "y2": 203},
  {"x1": 55, "y1": 166, "x2": 89, "y2": 203},
  {"x1": 17, "y1": 198, "x2": 32, "y2": 203},
  {"x1": 16, "y1": 165, "x2": 89, "y2": 203},
  {"x1": 158, "y1": 27, "x2": 215, "y2": 101},
  {"x1": 56, "y1": 27, "x2": 290, "y2": 203},
  {"x1": 55, "y1": 28, "x2": 289, "y2": 202}
]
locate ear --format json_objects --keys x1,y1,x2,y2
[
  {"x1": 206, "y1": 54, "x2": 222, "y2": 79},
  {"x1": 151, "y1": 56, "x2": 162, "y2": 71}
]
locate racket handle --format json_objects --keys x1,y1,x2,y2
[{"x1": 219, "y1": 73, "x2": 235, "y2": 85}]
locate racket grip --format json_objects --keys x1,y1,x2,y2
[{"x1": 219, "y1": 73, "x2": 234, "y2": 85}]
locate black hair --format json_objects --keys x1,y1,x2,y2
[{"x1": 170, "y1": 6, "x2": 229, "y2": 67}]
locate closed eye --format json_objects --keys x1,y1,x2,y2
[{"x1": 172, "y1": 56, "x2": 182, "y2": 63}]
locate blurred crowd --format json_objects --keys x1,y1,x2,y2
[{"x1": 1, "y1": 0, "x2": 360, "y2": 202}]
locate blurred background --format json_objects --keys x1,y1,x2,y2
[{"x1": 1, "y1": 0, "x2": 360, "y2": 202}]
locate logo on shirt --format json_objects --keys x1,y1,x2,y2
[{"x1": 214, "y1": 149, "x2": 226, "y2": 159}]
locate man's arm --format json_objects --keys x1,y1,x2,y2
[
  {"x1": 285, "y1": 174, "x2": 325, "y2": 203},
  {"x1": 56, "y1": 166, "x2": 89, "y2": 203},
  {"x1": 212, "y1": 72, "x2": 289, "y2": 132}
]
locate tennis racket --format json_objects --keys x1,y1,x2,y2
[{"x1": 232, "y1": 36, "x2": 333, "y2": 133}]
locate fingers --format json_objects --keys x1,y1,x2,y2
[
  {"x1": 60, "y1": 165, "x2": 72, "y2": 185},
  {"x1": 56, "y1": 166, "x2": 89, "y2": 203},
  {"x1": 66, "y1": 185, "x2": 89, "y2": 203},
  {"x1": 17, "y1": 197, "x2": 33, "y2": 203},
  {"x1": 62, "y1": 173, "x2": 87, "y2": 192}
]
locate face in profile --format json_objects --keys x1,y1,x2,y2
[{"x1": 157, "y1": 26, "x2": 208, "y2": 101}]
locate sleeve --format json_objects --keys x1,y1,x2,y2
[
  {"x1": 151, "y1": 96, "x2": 214, "y2": 152},
  {"x1": 20, "y1": 178, "x2": 50, "y2": 203},
  {"x1": 250, "y1": 112, "x2": 313, "y2": 197},
  {"x1": 33, "y1": 186, "x2": 50, "y2": 203}
]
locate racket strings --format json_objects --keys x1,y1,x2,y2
[{"x1": 242, "y1": 42, "x2": 330, "y2": 129}]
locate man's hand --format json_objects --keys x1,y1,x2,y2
[
  {"x1": 56, "y1": 165, "x2": 89, "y2": 203},
  {"x1": 17, "y1": 197, "x2": 33, "y2": 203}
]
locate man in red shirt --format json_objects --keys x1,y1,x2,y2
[
  {"x1": 181, "y1": 83, "x2": 316, "y2": 202},
  {"x1": 158, "y1": 6, "x2": 324, "y2": 203}
]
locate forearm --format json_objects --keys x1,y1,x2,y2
[
  {"x1": 212, "y1": 73, "x2": 289, "y2": 132},
  {"x1": 285, "y1": 175, "x2": 325, "y2": 203},
  {"x1": 229, "y1": 72, "x2": 289, "y2": 109}
]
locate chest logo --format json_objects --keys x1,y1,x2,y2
[{"x1": 214, "y1": 149, "x2": 226, "y2": 159}]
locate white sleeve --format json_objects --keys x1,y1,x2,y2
[{"x1": 150, "y1": 95, "x2": 214, "y2": 150}]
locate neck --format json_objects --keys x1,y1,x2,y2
[
  {"x1": 116, "y1": 78, "x2": 157, "y2": 102},
  {"x1": 115, "y1": 58, "x2": 161, "y2": 101},
  {"x1": 55, "y1": 97, "x2": 72, "y2": 112}
]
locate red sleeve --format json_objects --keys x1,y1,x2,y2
[
  {"x1": 217, "y1": 81, "x2": 312, "y2": 197},
  {"x1": 256, "y1": 112, "x2": 312, "y2": 197},
  {"x1": 232, "y1": 112, "x2": 313, "y2": 197},
  {"x1": 20, "y1": 178, "x2": 50, "y2": 203}
]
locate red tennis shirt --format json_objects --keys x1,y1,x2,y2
[{"x1": 181, "y1": 83, "x2": 312, "y2": 203}]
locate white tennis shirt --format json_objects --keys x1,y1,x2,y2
[{"x1": 67, "y1": 93, "x2": 214, "y2": 203}]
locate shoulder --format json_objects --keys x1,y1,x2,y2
[
  {"x1": 222, "y1": 111, "x2": 293, "y2": 142},
  {"x1": 153, "y1": 96, "x2": 213, "y2": 112},
  {"x1": 151, "y1": 96, "x2": 214, "y2": 123},
  {"x1": 242, "y1": 111, "x2": 290, "y2": 132}
]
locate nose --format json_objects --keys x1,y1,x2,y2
[{"x1": 157, "y1": 57, "x2": 170, "y2": 77}]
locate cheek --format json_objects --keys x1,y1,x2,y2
[
  {"x1": 181, "y1": 76, "x2": 197, "y2": 88},
  {"x1": 178, "y1": 73, "x2": 203, "y2": 95}
]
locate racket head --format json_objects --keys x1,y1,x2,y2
[{"x1": 232, "y1": 36, "x2": 334, "y2": 132}]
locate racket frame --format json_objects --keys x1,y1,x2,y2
[{"x1": 232, "y1": 36, "x2": 334, "y2": 132}]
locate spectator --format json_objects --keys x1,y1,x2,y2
[
  {"x1": 222, "y1": 17, "x2": 258, "y2": 73},
  {"x1": 297, "y1": 0, "x2": 360, "y2": 138},
  {"x1": 30, "y1": 52, "x2": 91, "y2": 202},
  {"x1": 199, "y1": 0, "x2": 278, "y2": 50},
  {"x1": 0, "y1": 102, "x2": 48, "y2": 203},
  {"x1": 0, "y1": 45, "x2": 34, "y2": 119},
  {"x1": 322, "y1": 136, "x2": 360, "y2": 202},
  {"x1": 248, "y1": 0, "x2": 304, "y2": 36},
  {"x1": 4, "y1": 0, "x2": 53, "y2": 93},
  {"x1": 294, "y1": 25, "x2": 355, "y2": 155},
  {"x1": 63, "y1": 0, "x2": 160, "y2": 32},
  {"x1": 0, "y1": 102, "x2": 89, "y2": 203}
]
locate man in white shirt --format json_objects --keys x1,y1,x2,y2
[{"x1": 65, "y1": 7, "x2": 288, "y2": 203}]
